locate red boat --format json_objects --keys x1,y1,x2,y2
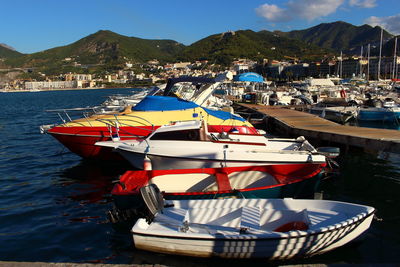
[
  {"x1": 41, "y1": 76, "x2": 259, "y2": 160},
  {"x1": 110, "y1": 163, "x2": 328, "y2": 213}
]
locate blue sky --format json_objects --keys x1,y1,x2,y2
[{"x1": 1, "y1": 0, "x2": 399, "y2": 54}]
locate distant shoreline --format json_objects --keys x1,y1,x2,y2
[{"x1": 0, "y1": 87, "x2": 143, "y2": 93}]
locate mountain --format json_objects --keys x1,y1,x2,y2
[
  {"x1": 4, "y1": 29, "x2": 331, "y2": 70},
  {"x1": 2, "y1": 22, "x2": 395, "y2": 72},
  {"x1": 4, "y1": 30, "x2": 185, "y2": 68},
  {"x1": 380, "y1": 35, "x2": 400, "y2": 57},
  {"x1": 0, "y1": 43, "x2": 23, "y2": 59},
  {"x1": 276, "y1": 21, "x2": 393, "y2": 55},
  {"x1": 182, "y1": 30, "x2": 331, "y2": 64}
]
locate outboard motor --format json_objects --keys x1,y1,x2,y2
[
  {"x1": 316, "y1": 147, "x2": 340, "y2": 158},
  {"x1": 140, "y1": 184, "x2": 167, "y2": 223},
  {"x1": 316, "y1": 147, "x2": 341, "y2": 175}
]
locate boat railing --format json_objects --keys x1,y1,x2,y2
[
  {"x1": 44, "y1": 107, "x2": 106, "y2": 126},
  {"x1": 96, "y1": 114, "x2": 155, "y2": 138}
]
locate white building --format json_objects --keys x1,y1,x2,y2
[{"x1": 25, "y1": 80, "x2": 78, "y2": 90}]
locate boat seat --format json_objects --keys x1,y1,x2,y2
[
  {"x1": 240, "y1": 206, "x2": 261, "y2": 231},
  {"x1": 150, "y1": 208, "x2": 189, "y2": 232},
  {"x1": 149, "y1": 173, "x2": 216, "y2": 193},
  {"x1": 259, "y1": 208, "x2": 310, "y2": 231},
  {"x1": 155, "y1": 208, "x2": 188, "y2": 223}
]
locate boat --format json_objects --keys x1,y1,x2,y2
[
  {"x1": 110, "y1": 163, "x2": 326, "y2": 214},
  {"x1": 131, "y1": 185, "x2": 375, "y2": 259},
  {"x1": 310, "y1": 105, "x2": 358, "y2": 124},
  {"x1": 309, "y1": 99, "x2": 358, "y2": 124},
  {"x1": 96, "y1": 120, "x2": 336, "y2": 170},
  {"x1": 40, "y1": 73, "x2": 258, "y2": 160},
  {"x1": 95, "y1": 85, "x2": 164, "y2": 113},
  {"x1": 357, "y1": 98, "x2": 400, "y2": 122}
]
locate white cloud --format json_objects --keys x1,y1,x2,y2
[
  {"x1": 255, "y1": 0, "x2": 345, "y2": 23},
  {"x1": 287, "y1": 0, "x2": 345, "y2": 21},
  {"x1": 365, "y1": 14, "x2": 400, "y2": 35},
  {"x1": 349, "y1": 0, "x2": 377, "y2": 8},
  {"x1": 255, "y1": 4, "x2": 290, "y2": 22}
]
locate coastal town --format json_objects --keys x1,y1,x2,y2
[
  {"x1": 1, "y1": 52, "x2": 399, "y2": 92},
  {"x1": 1, "y1": 0, "x2": 400, "y2": 265}
]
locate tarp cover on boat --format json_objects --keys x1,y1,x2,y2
[
  {"x1": 133, "y1": 95, "x2": 245, "y2": 121},
  {"x1": 233, "y1": 72, "x2": 264, "y2": 83},
  {"x1": 202, "y1": 107, "x2": 245, "y2": 121},
  {"x1": 133, "y1": 96, "x2": 198, "y2": 111}
]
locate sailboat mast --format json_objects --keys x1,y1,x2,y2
[
  {"x1": 360, "y1": 46, "x2": 363, "y2": 77},
  {"x1": 378, "y1": 27, "x2": 383, "y2": 80},
  {"x1": 340, "y1": 51, "x2": 343, "y2": 78},
  {"x1": 393, "y1": 37, "x2": 397, "y2": 79},
  {"x1": 367, "y1": 44, "x2": 370, "y2": 81}
]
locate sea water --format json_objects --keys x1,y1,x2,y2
[{"x1": 0, "y1": 89, "x2": 399, "y2": 265}]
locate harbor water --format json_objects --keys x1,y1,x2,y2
[{"x1": 0, "y1": 89, "x2": 399, "y2": 266}]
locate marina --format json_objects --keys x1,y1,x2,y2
[
  {"x1": 2, "y1": 0, "x2": 400, "y2": 264},
  {"x1": 234, "y1": 104, "x2": 400, "y2": 153},
  {"x1": 0, "y1": 88, "x2": 399, "y2": 265}
]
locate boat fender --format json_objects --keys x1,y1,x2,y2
[
  {"x1": 340, "y1": 89, "x2": 346, "y2": 98},
  {"x1": 273, "y1": 221, "x2": 308, "y2": 232},
  {"x1": 117, "y1": 181, "x2": 126, "y2": 190},
  {"x1": 143, "y1": 155, "x2": 152, "y2": 170}
]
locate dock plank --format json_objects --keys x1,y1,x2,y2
[{"x1": 236, "y1": 104, "x2": 400, "y2": 153}]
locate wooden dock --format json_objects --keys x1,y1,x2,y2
[{"x1": 234, "y1": 103, "x2": 400, "y2": 154}]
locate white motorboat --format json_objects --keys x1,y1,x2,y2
[
  {"x1": 131, "y1": 185, "x2": 375, "y2": 259},
  {"x1": 92, "y1": 85, "x2": 165, "y2": 114},
  {"x1": 96, "y1": 120, "x2": 335, "y2": 170},
  {"x1": 309, "y1": 105, "x2": 358, "y2": 124}
]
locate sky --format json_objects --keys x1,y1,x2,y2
[{"x1": 1, "y1": 0, "x2": 399, "y2": 54}]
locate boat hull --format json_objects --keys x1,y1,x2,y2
[
  {"x1": 131, "y1": 198, "x2": 375, "y2": 259},
  {"x1": 357, "y1": 108, "x2": 400, "y2": 122},
  {"x1": 48, "y1": 124, "x2": 255, "y2": 160},
  {"x1": 113, "y1": 171, "x2": 323, "y2": 211},
  {"x1": 111, "y1": 163, "x2": 326, "y2": 211},
  {"x1": 117, "y1": 148, "x2": 326, "y2": 170},
  {"x1": 133, "y1": 215, "x2": 374, "y2": 259}
]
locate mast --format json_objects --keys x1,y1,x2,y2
[
  {"x1": 378, "y1": 27, "x2": 383, "y2": 80},
  {"x1": 340, "y1": 51, "x2": 343, "y2": 78},
  {"x1": 360, "y1": 46, "x2": 364, "y2": 77},
  {"x1": 367, "y1": 44, "x2": 370, "y2": 81},
  {"x1": 393, "y1": 37, "x2": 397, "y2": 79}
]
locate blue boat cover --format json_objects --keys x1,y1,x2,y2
[
  {"x1": 233, "y1": 72, "x2": 264, "y2": 83},
  {"x1": 203, "y1": 107, "x2": 245, "y2": 122},
  {"x1": 133, "y1": 95, "x2": 245, "y2": 122},
  {"x1": 133, "y1": 96, "x2": 198, "y2": 111}
]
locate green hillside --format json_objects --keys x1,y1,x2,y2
[
  {"x1": 277, "y1": 21, "x2": 393, "y2": 54},
  {"x1": 182, "y1": 30, "x2": 331, "y2": 65},
  {"x1": 0, "y1": 44, "x2": 23, "y2": 59},
  {"x1": 4, "y1": 30, "x2": 185, "y2": 70}
]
